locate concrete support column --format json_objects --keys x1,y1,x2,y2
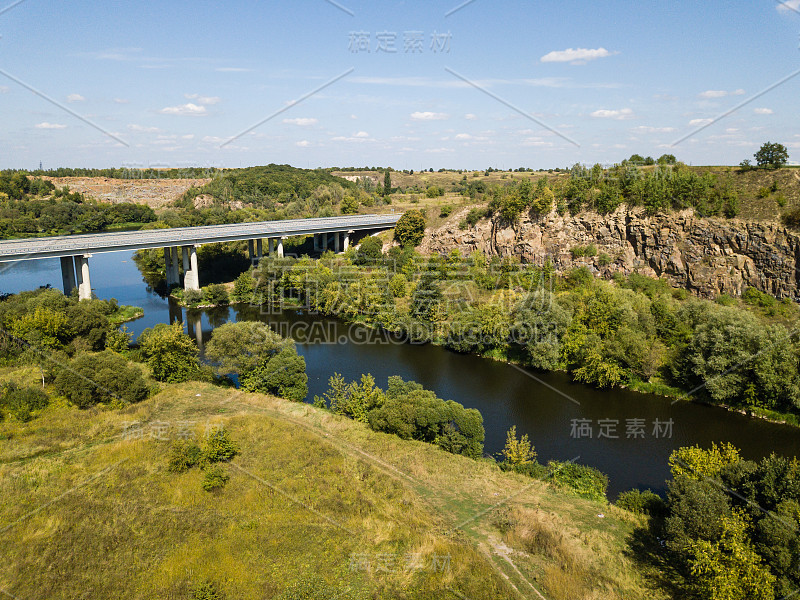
[
  {"x1": 334, "y1": 231, "x2": 340, "y2": 253},
  {"x1": 74, "y1": 254, "x2": 92, "y2": 300},
  {"x1": 313, "y1": 234, "x2": 319, "y2": 252},
  {"x1": 277, "y1": 237, "x2": 285, "y2": 258},
  {"x1": 164, "y1": 247, "x2": 179, "y2": 286},
  {"x1": 171, "y1": 247, "x2": 180, "y2": 284},
  {"x1": 322, "y1": 232, "x2": 328, "y2": 252},
  {"x1": 60, "y1": 256, "x2": 77, "y2": 296},
  {"x1": 268, "y1": 238, "x2": 275, "y2": 256},
  {"x1": 248, "y1": 240, "x2": 255, "y2": 262},
  {"x1": 182, "y1": 245, "x2": 200, "y2": 291},
  {"x1": 256, "y1": 239, "x2": 263, "y2": 261},
  {"x1": 343, "y1": 230, "x2": 352, "y2": 252}
]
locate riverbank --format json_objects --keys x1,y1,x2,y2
[
  {"x1": 0, "y1": 375, "x2": 667, "y2": 600},
  {"x1": 188, "y1": 253, "x2": 800, "y2": 432}
]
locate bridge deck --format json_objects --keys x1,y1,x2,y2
[{"x1": 0, "y1": 214, "x2": 401, "y2": 261}]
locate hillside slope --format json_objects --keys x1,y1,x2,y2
[{"x1": 0, "y1": 379, "x2": 665, "y2": 600}]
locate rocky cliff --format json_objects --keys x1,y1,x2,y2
[{"x1": 422, "y1": 206, "x2": 800, "y2": 300}]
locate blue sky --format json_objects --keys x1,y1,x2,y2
[{"x1": 0, "y1": 0, "x2": 799, "y2": 170}]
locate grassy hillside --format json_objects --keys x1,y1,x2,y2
[
  {"x1": 337, "y1": 166, "x2": 800, "y2": 224},
  {"x1": 0, "y1": 371, "x2": 666, "y2": 600}
]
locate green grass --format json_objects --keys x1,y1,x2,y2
[
  {"x1": 108, "y1": 304, "x2": 144, "y2": 325},
  {"x1": 0, "y1": 378, "x2": 668, "y2": 600}
]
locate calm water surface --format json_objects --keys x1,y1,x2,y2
[{"x1": 2, "y1": 251, "x2": 798, "y2": 496}]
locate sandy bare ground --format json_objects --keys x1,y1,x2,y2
[{"x1": 41, "y1": 177, "x2": 212, "y2": 208}]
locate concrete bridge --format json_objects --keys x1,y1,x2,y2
[{"x1": 0, "y1": 214, "x2": 401, "y2": 299}]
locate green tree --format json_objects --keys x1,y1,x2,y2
[
  {"x1": 500, "y1": 425, "x2": 536, "y2": 465},
  {"x1": 688, "y1": 513, "x2": 776, "y2": 600},
  {"x1": 137, "y1": 322, "x2": 199, "y2": 383},
  {"x1": 239, "y1": 347, "x2": 308, "y2": 401},
  {"x1": 383, "y1": 170, "x2": 391, "y2": 196},
  {"x1": 340, "y1": 195, "x2": 359, "y2": 214},
  {"x1": 54, "y1": 351, "x2": 149, "y2": 407},
  {"x1": 205, "y1": 321, "x2": 290, "y2": 376},
  {"x1": 354, "y1": 236, "x2": 383, "y2": 265},
  {"x1": 754, "y1": 142, "x2": 789, "y2": 169},
  {"x1": 394, "y1": 209, "x2": 426, "y2": 247},
  {"x1": 231, "y1": 271, "x2": 256, "y2": 303}
]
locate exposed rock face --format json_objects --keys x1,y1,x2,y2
[{"x1": 422, "y1": 206, "x2": 800, "y2": 300}]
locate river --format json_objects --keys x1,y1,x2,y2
[{"x1": 2, "y1": 250, "x2": 798, "y2": 497}]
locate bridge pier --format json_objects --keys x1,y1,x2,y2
[
  {"x1": 60, "y1": 256, "x2": 76, "y2": 296},
  {"x1": 344, "y1": 230, "x2": 352, "y2": 252},
  {"x1": 277, "y1": 237, "x2": 285, "y2": 258},
  {"x1": 164, "y1": 247, "x2": 180, "y2": 287},
  {"x1": 334, "y1": 231, "x2": 340, "y2": 253},
  {"x1": 74, "y1": 255, "x2": 92, "y2": 300},
  {"x1": 182, "y1": 245, "x2": 200, "y2": 291}
]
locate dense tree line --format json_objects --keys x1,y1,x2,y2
[
  {"x1": 237, "y1": 247, "x2": 800, "y2": 421},
  {"x1": 1, "y1": 167, "x2": 220, "y2": 179},
  {"x1": 623, "y1": 443, "x2": 800, "y2": 600},
  {"x1": 0, "y1": 173, "x2": 156, "y2": 238},
  {"x1": 485, "y1": 162, "x2": 740, "y2": 223}
]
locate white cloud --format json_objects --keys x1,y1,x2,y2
[
  {"x1": 202, "y1": 135, "x2": 226, "y2": 143},
  {"x1": 66, "y1": 93, "x2": 85, "y2": 102},
  {"x1": 182, "y1": 134, "x2": 195, "y2": 140},
  {"x1": 283, "y1": 117, "x2": 318, "y2": 126},
  {"x1": 777, "y1": 0, "x2": 800, "y2": 12},
  {"x1": 455, "y1": 133, "x2": 472, "y2": 140},
  {"x1": 754, "y1": 107, "x2": 774, "y2": 115},
  {"x1": 591, "y1": 108, "x2": 634, "y2": 120},
  {"x1": 296, "y1": 140, "x2": 311, "y2": 147},
  {"x1": 0, "y1": 86, "x2": 8, "y2": 93},
  {"x1": 633, "y1": 125, "x2": 676, "y2": 133},
  {"x1": 354, "y1": 131, "x2": 369, "y2": 138},
  {"x1": 540, "y1": 47, "x2": 617, "y2": 65},
  {"x1": 465, "y1": 113, "x2": 477, "y2": 120},
  {"x1": 411, "y1": 111, "x2": 449, "y2": 121},
  {"x1": 35, "y1": 122, "x2": 67, "y2": 129},
  {"x1": 159, "y1": 103, "x2": 207, "y2": 116},
  {"x1": 113, "y1": 98, "x2": 130, "y2": 104},
  {"x1": 127, "y1": 124, "x2": 161, "y2": 133},
  {"x1": 699, "y1": 89, "x2": 745, "y2": 98},
  {"x1": 185, "y1": 94, "x2": 221, "y2": 105},
  {"x1": 689, "y1": 118, "x2": 713, "y2": 126},
  {"x1": 726, "y1": 128, "x2": 739, "y2": 133},
  {"x1": 215, "y1": 67, "x2": 252, "y2": 72}
]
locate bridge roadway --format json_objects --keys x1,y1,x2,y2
[{"x1": 0, "y1": 213, "x2": 401, "y2": 298}]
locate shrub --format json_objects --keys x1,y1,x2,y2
[
  {"x1": 394, "y1": 209, "x2": 426, "y2": 247},
  {"x1": 168, "y1": 439, "x2": 202, "y2": 472},
  {"x1": 191, "y1": 581, "x2": 223, "y2": 600},
  {"x1": 781, "y1": 206, "x2": 800, "y2": 228},
  {"x1": 137, "y1": 323, "x2": 199, "y2": 383},
  {"x1": 203, "y1": 284, "x2": 229, "y2": 306},
  {"x1": 201, "y1": 465, "x2": 230, "y2": 492},
  {"x1": 201, "y1": 428, "x2": 239, "y2": 466},
  {"x1": 230, "y1": 271, "x2": 256, "y2": 303},
  {"x1": 1, "y1": 384, "x2": 49, "y2": 422},
  {"x1": 548, "y1": 461, "x2": 609, "y2": 501},
  {"x1": 354, "y1": 236, "x2": 383, "y2": 265},
  {"x1": 388, "y1": 273, "x2": 408, "y2": 297},
  {"x1": 183, "y1": 289, "x2": 204, "y2": 305},
  {"x1": 776, "y1": 193, "x2": 787, "y2": 207},
  {"x1": 757, "y1": 186, "x2": 771, "y2": 199},
  {"x1": 425, "y1": 185, "x2": 443, "y2": 198},
  {"x1": 439, "y1": 205, "x2": 453, "y2": 218},
  {"x1": 465, "y1": 207, "x2": 488, "y2": 226},
  {"x1": 598, "y1": 252, "x2": 612, "y2": 266},
  {"x1": 54, "y1": 351, "x2": 149, "y2": 408},
  {"x1": 239, "y1": 347, "x2": 308, "y2": 401},
  {"x1": 615, "y1": 489, "x2": 666, "y2": 516},
  {"x1": 585, "y1": 243, "x2": 598, "y2": 257}
]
